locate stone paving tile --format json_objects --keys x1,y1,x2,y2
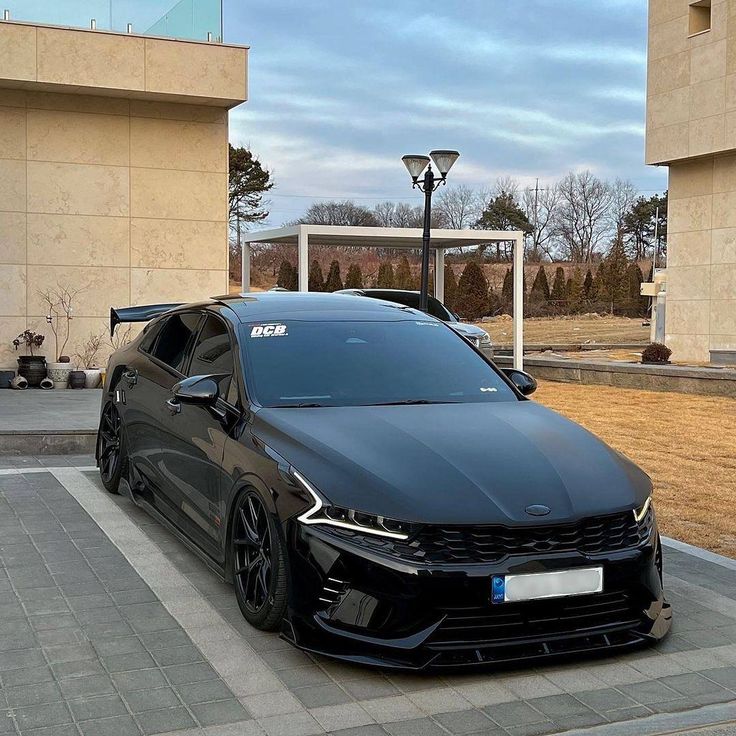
[{"x1": 5, "y1": 466, "x2": 736, "y2": 736}]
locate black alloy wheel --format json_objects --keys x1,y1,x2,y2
[
  {"x1": 232, "y1": 490, "x2": 287, "y2": 630},
  {"x1": 98, "y1": 402, "x2": 124, "y2": 494}
]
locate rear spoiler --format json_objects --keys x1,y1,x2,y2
[{"x1": 110, "y1": 304, "x2": 182, "y2": 337}]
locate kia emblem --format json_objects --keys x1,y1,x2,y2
[{"x1": 525, "y1": 504, "x2": 551, "y2": 517}]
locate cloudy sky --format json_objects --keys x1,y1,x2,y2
[{"x1": 223, "y1": 0, "x2": 666, "y2": 228}]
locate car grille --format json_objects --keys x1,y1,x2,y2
[
  {"x1": 341, "y1": 508, "x2": 653, "y2": 565},
  {"x1": 426, "y1": 590, "x2": 647, "y2": 666}
]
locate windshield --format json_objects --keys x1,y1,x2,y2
[
  {"x1": 241, "y1": 319, "x2": 516, "y2": 408},
  {"x1": 367, "y1": 291, "x2": 454, "y2": 322}
]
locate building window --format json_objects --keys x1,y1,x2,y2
[{"x1": 689, "y1": 0, "x2": 711, "y2": 36}]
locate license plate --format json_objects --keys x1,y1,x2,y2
[{"x1": 492, "y1": 567, "x2": 603, "y2": 604}]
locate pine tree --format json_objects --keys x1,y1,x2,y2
[
  {"x1": 344, "y1": 263, "x2": 363, "y2": 289},
  {"x1": 550, "y1": 266, "x2": 567, "y2": 302},
  {"x1": 443, "y1": 264, "x2": 458, "y2": 309},
  {"x1": 455, "y1": 262, "x2": 490, "y2": 320},
  {"x1": 276, "y1": 260, "x2": 295, "y2": 290},
  {"x1": 395, "y1": 256, "x2": 412, "y2": 290},
  {"x1": 567, "y1": 267, "x2": 584, "y2": 313},
  {"x1": 308, "y1": 260, "x2": 325, "y2": 292},
  {"x1": 376, "y1": 262, "x2": 395, "y2": 288},
  {"x1": 324, "y1": 260, "x2": 343, "y2": 292},
  {"x1": 530, "y1": 265, "x2": 550, "y2": 302},
  {"x1": 583, "y1": 269, "x2": 594, "y2": 299}
]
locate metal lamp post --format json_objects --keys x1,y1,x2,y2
[{"x1": 401, "y1": 150, "x2": 459, "y2": 312}]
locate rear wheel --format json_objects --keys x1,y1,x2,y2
[
  {"x1": 98, "y1": 402, "x2": 125, "y2": 494},
  {"x1": 232, "y1": 490, "x2": 288, "y2": 631}
]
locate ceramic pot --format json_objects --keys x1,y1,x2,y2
[
  {"x1": 17, "y1": 355, "x2": 46, "y2": 387},
  {"x1": 69, "y1": 370, "x2": 86, "y2": 389},
  {"x1": 83, "y1": 368, "x2": 101, "y2": 389},
  {"x1": 10, "y1": 375, "x2": 28, "y2": 390},
  {"x1": 47, "y1": 362, "x2": 73, "y2": 389},
  {"x1": 39, "y1": 377, "x2": 54, "y2": 390}
]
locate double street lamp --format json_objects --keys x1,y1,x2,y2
[{"x1": 401, "y1": 150, "x2": 460, "y2": 312}]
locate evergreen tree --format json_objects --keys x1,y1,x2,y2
[
  {"x1": 395, "y1": 256, "x2": 412, "y2": 290},
  {"x1": 567, "y1": 267, "x2": 584, "y2": 313},
  {"x1": 308, "y1": 260, "x2": 325, "y2": 292},
  {"x1": 592, "y1": 262, "x2": 608, "y2": 305},
  {"x1": 550, "y1": 266, "x2": 567, "y2": 302},
  {"x1": 324, "y1": 260, "x2": 343, "y2": 292},
  {"x1": 530, "y1": 265, "x2": 550, "y2": 302},
  {"x1": 376, "y1": 262, "x2": 395, "y2": 288},
  {"x1": 276, "y1": 260, "x2": 295, "y2": 290},
  {"x1": 455, "y1": 262, "x2": 490, "y2": 320},
  {"x1": 344, "y1": 263, "x2": 363, "y2": 289},
  {"x1": 626, "y1": 263, "x2": 647, "y2": 317},
  {"x1": 583, "y1": 269, "x2": 594, "y2": 299},
  {"x1": 443, "y1": 264, "x2": 458, "y2": 310},
  {"x1": 604, "y1": 237, "x2": 629, "y2": 311},
  {"x1": 501, "y1": 268, "x2": 513, "y2": 304}
]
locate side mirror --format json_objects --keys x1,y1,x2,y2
[
  {"x1": 172, "y1": 375, "x2": 219, "y2": 406},
  {"x1": 503, "y1": 369, "x2": 537, "y2": 396}
]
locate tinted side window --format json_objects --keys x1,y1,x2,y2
[
  {"x1": 427, "y1": 296, "x2": 451, "y2": 321},
  {"x1": 150, "y1": 313, "x2": 201, "y2": 374},
  {"x1": 189, "y1": 315, "x2": 234, "y2": 399},
  {"x1": 139, "y1": 320, "x2": 164, "y2": 354}
]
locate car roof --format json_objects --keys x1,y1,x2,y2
[{"x1": 203, "y1": 291, "x2": 431, "y2": 323}]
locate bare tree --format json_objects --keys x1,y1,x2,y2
[
  {"x1": 434, "y1": 185, "x2": 480, "y2": 229},
  {"x1": 521, "y1": 183, "x2": 560, "y2": 261},
  {"x1": 491, "y1": 176, "x2": 520, "y2": 201},
  {"x1": 38, "y1": 285, "x2": 83, "y2": 361},
  {"x1": 372, "y1": 201, "x2": 424, "y2": 228},
  {"x1": 292, "y1": 200, "x2": 378, "y2": 227},
  {"x1": 553, "y1": 171, "x2": 613, "y2": 263},
  {"x1": 608, "y1": 178, "x2": 639, "y2": 243}
]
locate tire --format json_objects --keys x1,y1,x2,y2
[
  {"x1": 97, "y1": 401, "x2": 126, "y2": 495},
  {"x1": 232, "y1": 490, "x2": 288, "y2": 631}
]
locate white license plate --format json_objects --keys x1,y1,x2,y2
[{"x1": 493, "y1": 567, "x2": 603, "y2": 603}]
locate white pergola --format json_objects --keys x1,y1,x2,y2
[{"x1": 241, "y1": 225, "x2": 525, "y2": 370}]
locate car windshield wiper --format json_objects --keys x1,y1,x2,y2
[{"x1": 362, "y1": 399, "x2": 460, "y2": 406}]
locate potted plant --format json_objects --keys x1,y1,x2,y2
[
  {"x1": 40, "y1": 285, "x2": 81, "y2": 389},
  {"x1": 74, "y1": 332, "x2": 104, "y2": 388},
  {"x1": 13, "y1": 330, "x2": 46, "y2": 387},
  {"x1": 641, "y1": 342, "x2": 672, "y2": 365}
]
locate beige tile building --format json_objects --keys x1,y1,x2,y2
[
  {"x1": 647, "y1": 0, "x2": 736, "y2": 362},
  {"x1": 0, "y1": 21, "x2": 247, "y2": 368}
]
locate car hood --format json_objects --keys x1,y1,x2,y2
[
  {"x1": 449, "y1": 323, "x2": 489, "y2": 340},
  {"x1": 253, "y1": 401, "x2": 651, "y2": 525}
]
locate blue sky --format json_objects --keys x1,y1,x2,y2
[{"x1": 224, "y1": 0, "x2": 666, "y2": 228}]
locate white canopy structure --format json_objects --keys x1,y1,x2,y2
[{"x1": 241, "y1": 225, "x2": 525, "y2": 369}]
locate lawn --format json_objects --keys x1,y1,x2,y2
[
  {"x1": 475, "y1": 316, "x2": 650, "y2": 346},
  {"x1": 534, "y1": 380, "x2": 736, "y2": 558}
]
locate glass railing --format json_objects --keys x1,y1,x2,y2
[{"x1": 1, "y1": 0, "x2": 222, "y2": 42}]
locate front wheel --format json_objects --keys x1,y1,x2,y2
[
  {"x1": 97, "y1": 402, "x2": 125, "y2": 494},
  {"x1": 232, "y1": 490, "x2": 288, "y2": 631}
]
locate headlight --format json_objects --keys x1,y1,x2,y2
[
  {"x1": 479, "y1": 333, "x2": 492, "y2": 346},
  {"x1": 633, "y1": 496, "x2": 652, "y2": 523},
  {"x1": 293, "y1": 470, "x2": 411, "y2": 540}
]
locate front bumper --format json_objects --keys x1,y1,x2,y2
[{"x1": 283, "y1": 522, "x2": 671, "y2": 670}]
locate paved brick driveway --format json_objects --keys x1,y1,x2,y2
[{"x1": 1, "y1": 456, "x2": 735, "y2": 736}]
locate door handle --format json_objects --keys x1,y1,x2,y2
[
  {"x1": 166, "y1": 398, "x2": 181, "y2": 415},
  {"x1": 123, "y1": 369, "x2": 138, "y2": 387}
]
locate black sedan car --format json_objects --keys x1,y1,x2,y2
[
  {"x1": 98, "y1": 292, "x2": 670, "y2": 670},
  {"x1": 337, "y1": 288, "x2": 494, "y2": 357}
]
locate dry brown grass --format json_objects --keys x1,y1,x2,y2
[
  {"x1": 534, "y1": 380, "x2": 736, "y2": 558},
  {"x1": 474, "y1": 316, "x2": 650, "y2": 346}
]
